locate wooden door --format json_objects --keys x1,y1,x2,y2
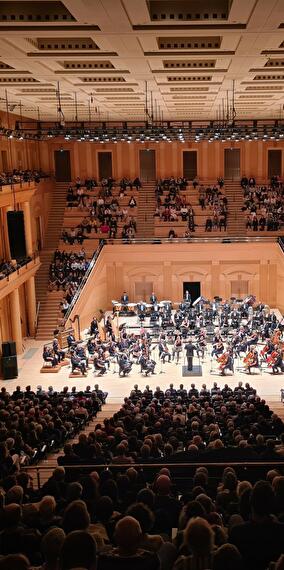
[
  {"x1": 54, "y1": 150, "x2": 71, "y2": 181},
  {"x1": 139, "y1": 150, "x2": 156, "y2": 181},
  {"x1": 98, "y1": 152, "x2": 112, "y2": 179},
  {"x1": 268, "y1": 149, "x2": 282, "y2": 177},
  {"x1": 224, "y1": 148, "x2": 240, "y2": 179},
  {"x1": 183, "y1": 151, "x2": 197, "y2": 180}
]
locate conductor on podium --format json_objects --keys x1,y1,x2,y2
[
  {"x1": 184, "y1": 339, "x2": 196, "y2": 371},
  {"x1": 184, "y1": 290, "x2": 191, "y2": 304},
  {"x1": 150, "y1": 291, "x2": 157, "y2": 304},
  {"x1": 121, "y1": 291, "x2": 129, "y2": 305}
]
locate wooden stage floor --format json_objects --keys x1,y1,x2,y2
[{"x1": 2, "y1": 337, "x2": 283, "y2": 405}]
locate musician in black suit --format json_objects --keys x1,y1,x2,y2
[
  {"x1": 184, "y1": 290, "x2": 191, "y2": 304},
  {"x1": 184, "y1": 339, "x2": 196, "y2": 371},
  {"x1": 150, "y1": 292, "x2": 157, "y2": 304},
  {"x1": 121, "y1": 291, "x2": 129, "y2": 305},
  {"x1": 67, "y1": 333, "x2": 76, "y2": 348}
]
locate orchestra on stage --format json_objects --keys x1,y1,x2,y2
[{"x1": 42, "y1": 291, "x2": 284, "y2": 377}]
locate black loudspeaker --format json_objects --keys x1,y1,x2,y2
[
  {"x1": 2, "y1": 341, "x2": 16, "y2": 357},
  {"x1": 7, "y1": 210, "x2": 27, "y2": 260},
  {"x1": 2, "y1": 356, "x2": 18, "y2": 379}
]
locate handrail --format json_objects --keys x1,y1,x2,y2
[
  {"x1": 35, "y1": 301, "x2": 40, "y2": 335},
  {"x1": 0, "y1": 173, "x2": 50, "y2": 192},
  {"x1": 24, "y1": 460, "x2": 284, "y2": 470},
  {"x1": 278, "y1": 237, "x2": 284, "y2": 253},
  {"x1": 62, "y1": 240, "x2": 105, "y2": 324},
  {"x1": 24, "y1": 460, "x2": 284, "y2": 489},
  {"x1": 101, "y1": 236, "x2": 279, "y2": 245}
]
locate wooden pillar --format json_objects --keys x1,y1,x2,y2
[
  {"x1": 25, "y1": 276, "x2": 37, "y2": 337},
  {"x1": 9, "y1": 288, "x2": 23, "y2": 354},
  {"x1": 22, "y1": 201, "x2": 33, "y2": 256}
]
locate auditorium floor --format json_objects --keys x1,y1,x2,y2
[{"x1": 1, "y1": 338, "x2": 283, "y2": 405}]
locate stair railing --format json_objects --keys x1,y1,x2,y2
[
  {"x1": 34, "y1": 301, "x2": 41, "y2": 335},
  {"x1": 62, "y1": 239, "x2": 105, "y2": 325}
]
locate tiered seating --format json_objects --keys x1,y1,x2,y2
[
  {"x1": 241, "y1": 175, "x2": 284, "y2": 236},
  {"x1": 0, "y1": 384, "x2": 106, "y2": 465},
  {"x1": 154, "y1": 178, "x2": 228, "y2": 238},
  {"x1": 60, "y1": 177, "x2": 140, "y2": 255}
]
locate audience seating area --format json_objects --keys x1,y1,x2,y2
[
  {"x1": 48, "y1": 249, "x2": 90, "y2": 319},
  {"x1": 0, "y1": 169, "x2": 48, "y2": 186},
  {"x1": 154, "y1": 178, "x2": 228, "y2": 238},
  {"x1": 0, "y1": 382, "x2": 284, "y2": 570},
  {"x1": 60, "y1": 177, "x2": 140, "y2": 255},
  {"x1": 0, "y1": 384, "x2": 106, "y2": 467},
  {"x1": 241, "y1": 175, "x2": 284, "y2": 235},
  {"x1": 0, "y1": 256, "x2": 33, "y2": 280}
]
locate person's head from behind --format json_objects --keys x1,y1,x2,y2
[
  {"x1": 0, "y1": 554, "x2": 30, "y2": 570},
  {"x1": 62, "y1": 500, "x2": 90, "y2": 534},
  {"x1": 39, "y1": 495, "x2": 56, "y2": 520},
  {"x1": 59, "y1": 530, "x2": 96, "y2": 570},
  {"x1": 41, "y1": 527, "x2": 65, "y2": 566},
  {"x1": 114, "y1": 516, "x2": 142, "y2": 556},
  {"x1": 137, "y1": 488, "x2": 155, "y2": 510},
  {"x1": 126, "y1": 503, "x2": 155, "y2": 535},
  {"x1": 213, "y1": 544, "x2": 242, "y2": 570},
  {"x1": 183, "y1": 517, "x2": 214, "y2": 558},
  {"x1": 95, "y1": 496, "x2": 114, "y2": 523},
  {"x1": 4, "y1": 503, "x2": 22, "y2": 527},
  {"x1": 250, "y1": 480, "x2": 275, "y2": 518}
]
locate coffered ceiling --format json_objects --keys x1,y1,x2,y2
[{"x1": 0, "y1": 0, "x2": 283, "y2": 121}]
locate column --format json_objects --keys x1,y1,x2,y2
[
  {"x1": 211, "y1": 261, "x2": 220, "y2": 298},
  {"x1": 163, "y1": 261, "x2": 172, "y2": 299},
  {"x1": 26, "y1": 276, "x2": 37, "y2": 337},
  {"x1": 22, "y1": 201, "x2": 33, "y2": 256},
  {"x1": 9, "y1": 288, "x2": 23, "y2": 354}
]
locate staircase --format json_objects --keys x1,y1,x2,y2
[
  {"x1": 35, "y1": 182, "x2": 69, "y2": 340},
  {"x1": 225, "y1": 180, "x2": 246, "y2": 237},
  {"x1": 136, "y1": 181, "x2": 156, "y2": 238}
]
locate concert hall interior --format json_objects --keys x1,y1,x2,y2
[{"x1": 2, "y1": 2, "x2": 284, "y2": 569}]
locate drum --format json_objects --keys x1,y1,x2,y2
[{"x1": 112, "y1": 300, "x2": 122, "y2": 313}]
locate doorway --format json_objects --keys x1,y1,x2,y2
[
  {"x1": 183, "y1": 151, "x2": 197, "y2": 180},
  {"x1": 98, "y1": 151, "x2": 112, "y2": 179},
  {"x1": 268, "y1": 149, "x2": 282, "y2": 177},
  {"x1": 183, "y1": 281, "x2": 201, "y2": 303},
  {"x1": 224, "y1": 148, "x2": 240, "y2": 179},
  {"x1": 54, "y1": 150, "x2": 71, "y2": 181},
  {"x1": 139, "y1": 149, "x2": 156, "y2": 180}
]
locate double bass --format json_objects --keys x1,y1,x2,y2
[
  {"x1": 218, "y1": 352, "x2": 229, "y2": 370},
  {"x1": 243, "y1": 350, "x2": 254, "y2": 368},
  {"x1": 267, "y1": 350, "x2": 279, "y2": 367}
]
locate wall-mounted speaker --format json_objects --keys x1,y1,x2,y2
[{"x1": 7, "y1": 210, "x2": 27, "y2": 260}]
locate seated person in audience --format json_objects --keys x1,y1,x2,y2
[
  {"x1": 133, "y1": 177, "x2": 142, "y2": 189},
  {"x1": 168, "y1": 229, "x2": 177, "y2": 239},
  {"x1": 128, "y1": 196, "x2": 137, "y2": 208}
]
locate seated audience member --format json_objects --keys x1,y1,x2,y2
[
  {"x1": 173, "y1": 517, "x2": 214, "y2": 570},
  {"x1": 97, "y1": 516, "x2": 160, "y2": 570},
  {"x1": 229, "y1": 480, "x2": 284, "y2": 570},
  {"x1": 60, "y1": 530, "x2": 97, "y2": 570}
]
